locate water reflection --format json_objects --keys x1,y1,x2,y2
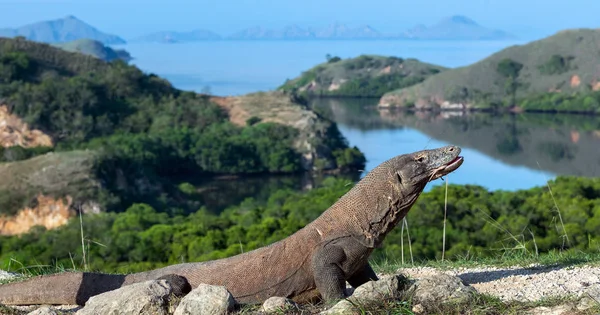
[
  {"x1": 186, "y1": 98, "x2": 600, "y2": 213},
  {"x1": 311, "y1": 98, "x2": 600, "y2": 190}
]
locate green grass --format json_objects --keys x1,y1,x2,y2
[{"x1": 371, "y1": 250, "x2": 600, "y2": 274}]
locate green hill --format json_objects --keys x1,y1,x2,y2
[
  {"x1": 279, "y1": 55, "x2": 447, "y2": 98},
  {"x1": 52, "y1": 39, "x2": 132, "y2": 62},
  {"x1": 0, "y1": 37, "x2": 364, "y2": 221},
  {"x1": 380, "y1": 28, "x2": 600, "y2": 113}
]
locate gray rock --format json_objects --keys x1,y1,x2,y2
[
  {"x1": 526, "y1": 304, "x2": 575, "y2": 315},
  {"x1": 410, "y1": 271, "x2": 476, "y2": 310},
  {"x1": 319, "y1": 300, "x2": 357, "y2": 315},
  {"x1": 0, "y1": 269, "x2": 19, "y2": 281},
  {"x1": 27, "y1": 307, "x2": 59, "y2": 315},
  {"x1": 173, "y1": 284, "x2": 235, "y2": 315},
  {"x1": 75, "y1": 280, "x2": 174, "y2": 315},
  {"x1": 348, "y1": 274, "x2": 413, "y2": 304},
  {"x1": 260, "y1": 296, "x2": 297, "y2": 313}
]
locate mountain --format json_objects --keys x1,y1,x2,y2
[
  {"x1": 133, "y1": 16, "x2": 514, "y2": 42},
  {"x1": 309, "y1": 23, "x2": 383, "y2": 39},
  {"x1": 279, "y1": 55, "x2": 446, "y2": 97},
  {"x1": 379, "y1": 28, "x2": 600, "y2": 113},
  {"x1": 129, "y1": 29, "x2": 221, "y2": 43},
  {"x1": 226, "y1": 23, "x2": 384, "y2": 40},
  {"x1": 53, "y1": 39, "x2": 132, "y2": 62},
  {"x1": 0, "y1": 15, "x2": 125, "y2": 44},
  {"x1": 401, "y1": 15, "x2": 517, "y2": 40}
]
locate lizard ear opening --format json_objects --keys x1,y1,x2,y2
[{"x1": 395, "y1": 171, "x2": 403, "y2": 184}]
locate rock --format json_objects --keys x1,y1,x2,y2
[
  {"x1": 576, "y1": 296, "x2": 597, "y2": 311},
  {"x1": 526, "y1": 304, "x2": 575, "y2": 315},
  {"x1": 27, "y1": 307, "x2": 59, "y2": 315},
  {"x1": 582, "y1": 283, "x2": 600, "y2": 303},
  {"x1": 0, "y1": 269, "x2": 19, "y2": 281},
  {"x1": 410, "y1": 271, "x2": 476, "y2": 310},
  {"x1": 348, "y1": 274, "x2": 413, "y2": 304},
  {"x1": 319, "y1": 300, "x2": 358, "y2": 315},
  {"x1": 411, "y1": 303, "x2": 425, "y2": 314},
  {"x1": 75, "y1": 280, "x2": 174, "y2": 315},
  {"x1": 260, "y1": 296, "x2": 298, "y2": 313},
  {"x1": 173, "y1": 284, "x2": 235, "y2": 315}
]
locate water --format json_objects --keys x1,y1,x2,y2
[
  {"x1": 115, "y1": 40, "x2": 600, "y2": 210},
  {"x1": 120, "y1": 40, "x2": 524, "y2": 96},
  {"x1": 311, "y1": 98, "x2": 600, "y2": 192}
]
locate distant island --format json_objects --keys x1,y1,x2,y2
[
  {"x1": 131, "y1": 15, "x2": 517, "y2": 42},
  {"x1": 279, "y1": 55, "x2": 446, "y2": 98},
  {"x1": 129, "y1": 30, "x2": 222, "y2": 43},
  {"x1": 0, "y1": 15, "x2": 125, "y2": 45},
  {"x1": 283, "y1": 28, "x2": 600, "y2": 114},
  {"x1": 52, "y1": 39, "x2": 132, "y2": 62}
]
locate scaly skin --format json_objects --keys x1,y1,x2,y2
[{"x1": 0, "y1": 145, "x2": 464, "y2": 306}]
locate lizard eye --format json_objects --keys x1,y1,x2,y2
[{"x1": 417, "y1": 156, "x2": 425, "y2": 163}]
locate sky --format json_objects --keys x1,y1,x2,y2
[{"x1": 0, "y1": 0, "x2": 598, "y2": 40}]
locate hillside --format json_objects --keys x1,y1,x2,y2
[
  {"x1": 380, "y1": 28, "x2": 600, "y2": 113},
  {"x1": 279, "y1": 55, "x2": 447, "y2": 98},
  {"x1": 0, "y1": 15, "x2": 125, "y2": 45},
  {"x1": 129, "y1": 29, "x2": 221, "y2": 43},
  {"x1": 0, "y1": 37, "x2": 364, "y2": 235},
  {"x1": 52, "y1": 39, "x2": 132, "y2": 62}
]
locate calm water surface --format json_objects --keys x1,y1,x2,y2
[{"x1": 115, "y1": 40, "x2": 600, "y2": 210}]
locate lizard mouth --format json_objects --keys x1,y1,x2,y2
[{"x1": 430, "y1": 156, "x2": 464, "y2": 181}]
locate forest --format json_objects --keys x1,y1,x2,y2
[{"x1": 1, "y1": 175, "x2": 598, "y2": 274}]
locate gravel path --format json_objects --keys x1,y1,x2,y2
[{"x1": 399, "y1": 264, "x2": 600, "y2": 302}]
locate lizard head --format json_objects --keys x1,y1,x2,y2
[{"x1": 390, "y1": 145, "x2": 464, "y2": 187}]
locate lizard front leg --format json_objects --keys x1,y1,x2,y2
[
  {"x1": 311, "y1": 236, "x2": 373, "y2": 302},
  {"x1": 311, "y1": 242, "x2": 347, "y2": 301}
]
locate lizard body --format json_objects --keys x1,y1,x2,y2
[{"x1": 0, "y1": 145, "x2": 464, "y2": 305}]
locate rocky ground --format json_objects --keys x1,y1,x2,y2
[
  {"x1": 0, "y1": 264, "x2": 599, "y2": 314},
  {"x1": 400, "y1": 264, "x2": 600, "y2": 303}
]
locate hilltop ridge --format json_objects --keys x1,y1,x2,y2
[
  {"x1": 379, "y1": 27, "x2": 600, "y2": 113},
  {"x1": 0, "y1": 15, "x2": 125, "y2": 44}
]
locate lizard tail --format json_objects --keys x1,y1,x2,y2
[{"x1": 0, "y1": 272, "x2": 127, "y2": 306}]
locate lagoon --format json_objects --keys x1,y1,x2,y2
[{"x1": 116, "y1": 39, "x2": 600, "y2": 210}]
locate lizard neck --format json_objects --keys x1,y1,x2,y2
[{"x1": 366, "y1": 181, "x2": 426, "y2": 246}]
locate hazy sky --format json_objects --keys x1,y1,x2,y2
[{"x1": 0, "y1": 0, "x2": 598, "y2": 39}]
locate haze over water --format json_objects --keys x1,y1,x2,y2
[{"x1": 120, "y1": 39, "x2": 600, "y2": 194}]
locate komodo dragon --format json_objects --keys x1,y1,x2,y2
[{"x1": 0, "y1": 145, "x2": 464, "y2": 306}]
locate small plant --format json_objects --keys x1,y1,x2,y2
[{"x1": 245, "y1": 116, "x2": 262, "y2": 126}]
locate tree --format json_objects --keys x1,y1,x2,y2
[{"x1": 496, "y1": 58, "x2": 523, "y2": 106}]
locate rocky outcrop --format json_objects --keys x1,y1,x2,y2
[
  {"x1": 211, "y1": 91, "x2": 357, "y2": 171},
  {"x1": 0, "y1": 151, "x2": 101, "y2": 235},
  {"x1": 0, "y1": 105, "x2": 53, "y2": 148},
  {"x1": 0, "y1": 195, "x2": 75, "y2": 236}
]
